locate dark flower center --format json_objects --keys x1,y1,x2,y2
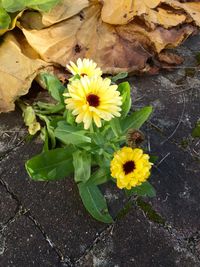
[
  {"x1": 123, "y1": 160, "x2": 135, "y2": 175},
  {"x1": 87, "y1": 94, "x2": 100, "y2": 107},
  {"x1": 80, "y1": 73, "x2": 87, "y2": 77}
]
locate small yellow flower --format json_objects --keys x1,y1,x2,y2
[
  {"x1": 67, "y1": 58, "x2": 102, "y2": 78},
  {"x1": 64, "y1": 76, "x2": 122, "y2": 129},
  {"x1": 110, "y1": 147, "x2": 152, "y2": 190}
]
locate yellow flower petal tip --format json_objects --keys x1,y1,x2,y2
[
  {"x1": 110, "y1": 147, "x2": 153, "y2": 190},
  {"x1": 64, "y1": 75, "x2": 122, "y2": 129},
  {"x1": 66, "y1": 58, "x2": 102, "y2": 78}
]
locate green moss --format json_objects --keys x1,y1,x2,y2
[
  {"x1": 195, "y1": 52, "x2": 200, "y2": 65},
  {"x1": 175, "y1": 77, "x2": 185, "y2": 86},
  {"x1": 185, "y1": 68, "x2": 196, "y2": 78},
  {"x1": 192, "y1": 121, "x2": 200, "y2": 138},
  {"x1": 136, "y1": 198, "x2": 165, "y2": 225},
  {"x1": 180, "y1": 138, "x2": 190, "y2": 149},
  {"x1": 116, "y1": 201, "x2": 132, "y2": 220}
]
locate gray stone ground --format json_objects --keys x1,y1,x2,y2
[{"x1": 0, "y1": 33, "x2": 200, "y2": 267}]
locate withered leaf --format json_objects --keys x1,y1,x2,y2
[
  {"x1": 0, "y1": 33, "x2": 49, "y2": 112},
  {"x1": 21, "y1": 2, "x2": 197, "y2": 74}
]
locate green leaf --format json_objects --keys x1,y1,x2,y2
[
  {"x1": 66, "y1": 110, "x2": 75, "y2": 125},
  {"x1": 0, "y1": 7, "x2": 11, "y2": 29},
  {"x1": 55, "y1": 122, "x2": 91, "y2": 146},
  {"x1": 35, "y1": 102, "x2": 64, "y2": 114},
  {"x1": 149, "y1": 155, "x2": 158, "y2": 164},
  {"x1": 25, "y1": 147, "x2": 74, "y2": 181},
  {"x1": 93, "y1": 153, "x2": 111, "y2": 168},
  {"x1": 110, "y1": 118, "x2": 122, "y2": 137},
  {"x1": 111, "y1": 72, "x2": 128, "y2": 83},
  {"x1": 92, "y1": 132, "x2": 105, "y2": 146},
  {"x1": 70, "y1": 74, "x2": 80, "y2": 81},
  {"x1": 40, "y1": 73, "x2": 65, "y2": 103},
  {"x1": 87, "y1": 168, "x2": 110, "y2": 185},
  {"x1": 40, "y1": 127, "x2": 49, "y2": 152},
  {"x1": 78, "y1": 183, "x2": 113, "y2": 223},
  {"x1": 192, "y1": 121, "x2": 200, "y2": 138},
  {"x1": 121, "y1": 106, "x2": 153, "y2": 134},
  {"x1": 126, "y1": 181, "x2": 156, "y2": 198},
  {"x1": 0, "y1": 9, "x2": 23, "y2": 35},
  {"x1": 38, "y1": 115, "x2": 56, "y2": 149},
  {"x1": 118, "y1": 82, "x2": 131, "y2": 118},
  {"x1": 27, "y1": 0, "x2": 60, "y2": 12},
  {"x1": 2, "y1": 0, "x2": 25, "y2": 12},
  {"x1": 73, "y1": 150, "x2": 91, "y2": 183},
  {"x1": 49, "y1": 117, "x2": 64, "y2": 128},
  {"x1": 1, "y1": 0, "x2": 60, "y2": 13}
]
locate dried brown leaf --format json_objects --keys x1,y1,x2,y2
[
  {"x1": 42, "y1": 0, "x2": 89, "y2": 26},
  {"x1": 0, "y1": 33, "x2": 49, "y2": 112},
  {"x1": 21, "y1": 3, "x2": 197, "y2": 74}
]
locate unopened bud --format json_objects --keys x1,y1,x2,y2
[{"x1": 126, "y1": 129, "x2": 145, "y2": 148}]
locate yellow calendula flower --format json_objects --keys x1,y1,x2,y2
[
  {"x1": 64, "y1": 76, "x2": 122, "y2": 129},
  {"x1": 110, "y1": 147, "x2": 152, "y2": 190},
  {"x1": 67, "y1": 58, "x2": 102, "y2": 77}
]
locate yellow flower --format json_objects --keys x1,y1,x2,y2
[
  {"x1": 64, "y1": 76, "x2": 122, "y2": 129},
  {"x1": 67, "y1": 58, "x2": 102, "y2": 78},
  {"x1": 110, "y1": 147, "x2": 152, "y2": 190}
]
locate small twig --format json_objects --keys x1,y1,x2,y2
[
  {"x1": 192, "y1": 148, "x2": 200, "y2": 157},
  {"x1": 156, "y1": 152, "x2": 171, "y2": 167},
  {"x1": 161, "y1": 94, "x2": 186, "y2": 145},
  {"x1": 147, "y1": 134, "x2": 151, "y2": 153},
  {"x1": 162, "y1": 193, "x2": 169, "y2": 203},
  {"x1": 161, "y1": 66, "x2": 200, "y2": 70},
  {"x1": 170, "y1": 87, "x2": 198, "y2": 96},
  {"x1": 0, "y1": 130, "x2": 26, "y2": 133},
  {"x1": 195, "y1": 140, "x2": 200, "y2": 147}
]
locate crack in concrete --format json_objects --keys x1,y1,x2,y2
[
  {"x1": 0, "y1": 206, "x2": 27, "y2": 258},
  {"x1": 0, "y1": 178, "x2": 22, "y2": 219},
  {"x1": 135, "y1": 198, "x2": 200, "y2": 264},
  {"x1": 0, "y1": 139, "x2": 25, "y2": 162},
  {"x1": 0, "y1": 177, "x2": 73, "y2": 266},
  {"x1": 74, "y1": 195, "x2": 139, "y2": 265},
  {"x1": 75, "y1": 197, "x2": 200, "y2": 266},
  {"x1": 0, "y1": 233, "x2": 6, "y2": 256},
  {"x1": 25, "y1": 211, "x2": 74, "y2": 267},
  {"x1": 184, "y1": 230, "x2": 200, "y2": 261},
  {"x1": 163, "y1": 224, "x2": 200, "y2": 263},
  {"x1": 75, "y1": 224, "x2": 113, "y2": 266}
]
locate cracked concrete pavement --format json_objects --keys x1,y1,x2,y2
[{"x1": 0, "y1": 33, "x2": 200, "y2": 267}]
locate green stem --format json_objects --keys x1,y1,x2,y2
[
  {"x1": 16, "y1": 99, "x2": 27, "y2": 113},
  {"x1": 89, "y1": 123, "x2": 94, "y2": 133}
]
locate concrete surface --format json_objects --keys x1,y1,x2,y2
[{"x1": 0, "y1": 33, "x2": 200, "y2": 267}]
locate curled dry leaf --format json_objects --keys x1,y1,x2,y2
[
  {"x1": 164, "y1": 0, "x2": 200, "y2": 27},
  {"x1": 21, "y1": 1, "x2": 197, "y2": 74},
  {"x1": 0, "y1": 33, "x2": 50, "y2": 112},
  {"x1": 143, "y1": 7, "x2": 187, "y2": 29},
  {"x1": 41, "y1": 0, "x2": 89, "y2": 26},
  {"x1": 22, "y1": 105, "x2": 41, "y2": 135},
  {"x1": 101, "y1": 0, "x2": 162, "y2": 25}
]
